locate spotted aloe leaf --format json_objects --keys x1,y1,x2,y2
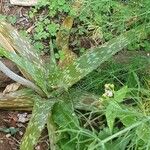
[
  {"x1": 0, "y1": 27, "x2": 33, "y2": 80},
  {"x1": 0, "y1": 22, "x2": 44, "y2": 67},
  {"x1": 56, "y1": 16, "x2": 77, "y2": 69},
  {"x1": 0, "y1": 22, "x2": 49, "y2": 95},
  {"x1": 56, "y1": 23, "x2": 150, "y2": 89},
  {"x1": 56, "y1": 16, "x2": 74, "y2": 50},
  {"x1": 0, "y1": 32, "x2": 14, "y2": 52},
  {"x1": 69, "y1": 89, "x2": 100, "y2": 111},
  {"x1": 0, "y1": 88, "x2": 100, "y2": 112},
  {"x1": 0, "y1": 89, "x2": 34, "y2": 110},
  {"x1": 20, "y1": 97, "x2": 56, "y2": 150},
  {"x1": 56, "y1": 0, "x2": 83, "y2": 68},
  {"x1": 56, "y1": 0, "x2": 83, "y2": 49},
  {"x1": 47, "y1": 113, "x2": 57, "y2": 150},
  {"x1": 0, "y1": 98, "x2": 33, "y2": 111},
  {"x1": 0, "y1": 22, "x2": 47, "y2": 81},
  {"x1": 0, "y1": 47, "x2": 48, "y2": 95}
]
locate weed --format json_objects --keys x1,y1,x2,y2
[
  {"x1": 0, "y1": 14, "x2": 17, "y2": 25},
  {"x1": 27, "y1": 0, "x2": 150, "y2": 55},
  {"x1": 0, "y1": 0, "x2": 150, "y2": 149},
  {"x1": 0, "y1": 19, "x2": 149, "y2": 149}
]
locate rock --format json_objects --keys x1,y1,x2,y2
[
  {"x1": 17, "y1": 113, "x2": 29, "y2": 123},
  {"x1": 10, "y1": 0, "x2": 38, "y2": 6}
]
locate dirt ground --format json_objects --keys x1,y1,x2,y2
[
  {"x1": 1, "y1": 0, "x2": 32, "y2": 29},
  {"x1": 0, "y1": 109, "x2": 49, "y2": 150},
  {"x1": 0, "y1": 111, "x2": 18, "y2": 150}
]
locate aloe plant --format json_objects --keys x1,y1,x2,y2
[{"x1": 0, "y1": 21, "x2": 150, "y2": 150}]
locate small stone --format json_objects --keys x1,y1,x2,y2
[
  {"x1": 10, "y1": 0, "x2": 38, "y2": 6},
  {"x1": 6, "y1": 134, "x2": 11, "y2": 138},
  {"x1": 17, "y1": 123, "x2": 24, "y2": 128},
  {"x1": 0, "y1": 140, "x2": 3, "y2": 143},
  {"x1": 19, "y1": 131, "x2": 23, "y2": 136},
  {"x1": 17, "y1": 113, "x2": 29, "y2": 123},
  {"x1": 35, "y1": 145, "x2": 40, "y2": 150}
]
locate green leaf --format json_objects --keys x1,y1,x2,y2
[
  {"x1": 47, "y1": 23, "x2": 59, "y2": 36},
  {"x1": 52, "y1": 100, "x2": 79, "y2": 131},
  {"x1": 7, "y1": 15, "x2": 17, "y2": 25},
  {"x1": 114, "y1": 86, "x2": 128, "y2": 103},
  {"x1": 120, "y1": 114, "x2": 137, "y2": 127},
  {"x1": 0, "y1": 22, "x2": 44, "y2": 67},
  {"x1": 136, "y1": 123, "x2": 150, "y2": 142},
  {"x1": 105, "y1": 101, "x2": 139, "y2": 131},
  {"x1": 127, "y1": 71, "x2": 140, "y2": 89},
  {"x1": 56, "y1": 23, "x2": 150, "y2": 89},
  {"x1": 0, "y1": 14, "x2": 6, "y2": 21},
  {"x1": 34, "y1": 41, "x2": 44, "y2": 52},
  {"x1": 47, "y1": 113, "x2": 57, "y2": 150},
  {"x1": 20, "y1": 97, "x2": 56, "y2": 150},
  {"x1": 0, "y1": 22, "x2": 49, "y2": 95},
  {"x1": 52, "y1": 100, "x2": 80, "y2": 150},
  {"x1": 0, "y1": 48, "x2": 48, "y2": 95},
  {"x1": 105, "y1": 101, "x2": 121, "y2": 132},
  {"x1": 0, "y1": 127, "x2": 19, "y2": 135}
]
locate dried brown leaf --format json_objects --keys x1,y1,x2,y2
[{"x1": 3, "y1": 83, "x2": 21, "y2": 94}]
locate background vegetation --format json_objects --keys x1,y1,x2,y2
[{"x1": 0, "y1": 0, "x2": 150, "y2": 150}]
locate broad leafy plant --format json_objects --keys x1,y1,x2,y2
[
  {"x1": 0, "y1": 19, "x2": 150, "y2": 150},
  {"x1": 29, "y1": 0, "x2": 150, "y2": 53}
]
